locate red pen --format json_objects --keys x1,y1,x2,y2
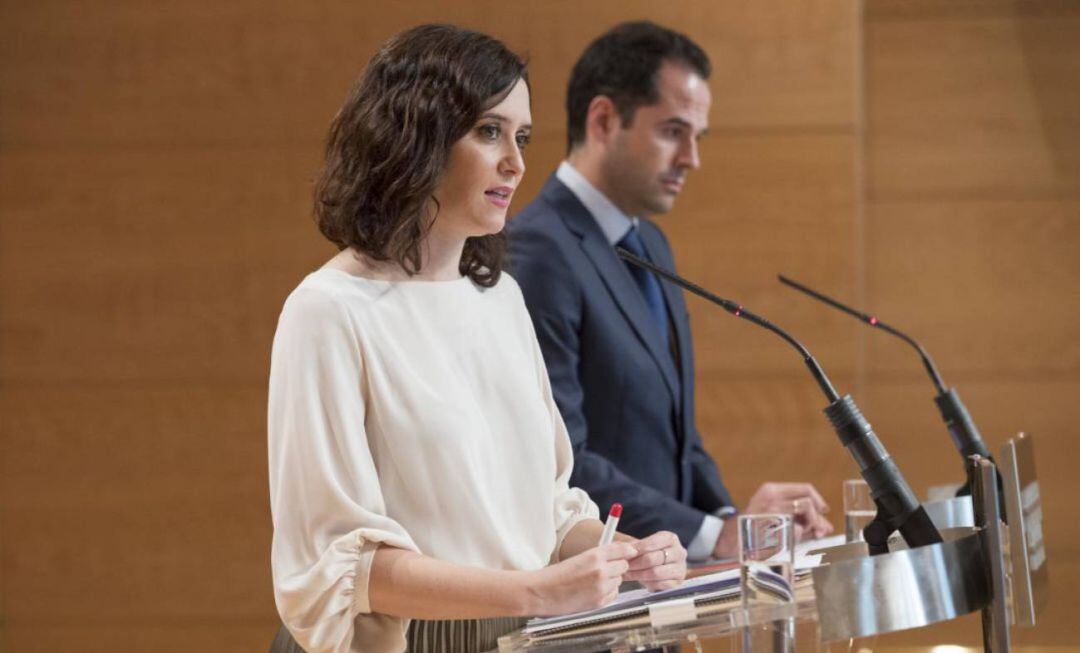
[{"x1": 598, "y1": 503, "x2": 622, "y2": 546}]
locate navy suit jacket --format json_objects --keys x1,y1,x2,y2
[{"x1": 507, "y1": 175, "x2": 733, "y2": 545}]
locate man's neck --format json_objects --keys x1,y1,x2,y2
[{"x1": 566, "y1": 150, "x2": 624, "y2": 214}]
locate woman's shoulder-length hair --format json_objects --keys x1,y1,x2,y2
[{"x1": 313, "y1": 24, "x2": 528, "y2": 287}]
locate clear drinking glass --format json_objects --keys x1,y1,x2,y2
[
  {"x1": 739, "y1": 513, "x2": 795, "y2": 652},
  {"x1": 843, "y1": 479, "x2": 875, "y2": 543}
]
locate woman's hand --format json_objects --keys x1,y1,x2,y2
[
  {"x1": 623, "y1": 531, "x2": 687, "y2": 592},
  {"x1": 524, "y1": 542, "x2": 637, "y2": 615}
]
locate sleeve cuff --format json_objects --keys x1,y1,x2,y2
[
  {"x1": 686, "y1": 513, "x2": 726, "y2": 562},
  {"x1": 350, "y1": 538, "x2": 381, "y2": 615},
  {"x1": 553, "y1": 492, "x2": 601, "y2": 563},
  {"x1": 347, "y1": 528, "x2": 420, "y2": 616}
]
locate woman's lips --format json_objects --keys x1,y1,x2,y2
[{"x1": 485, "y1": 187, "x2": 513, "y2": 208}]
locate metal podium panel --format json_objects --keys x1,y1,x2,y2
[
  {"x1": 924, "y1": 495, "x2": 975, "y2": 529},
  {"x1": 811, "y1": 529, "x2": 991, "y2": 641},
  {"x1": 1000, "y1": 433, "x2": 1049, "y2": 627}
]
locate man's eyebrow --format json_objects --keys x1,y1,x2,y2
[
  {"x1": 479, "y1": 112, "x2": 532, "y2": 130},
  {"x1": 660, "y1": 116, "x2": 708, "y2": 137}
]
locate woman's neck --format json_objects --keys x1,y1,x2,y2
[
  {"x1": 327, "y1": 228, "x2": 467, "y2": 282},
  {"x1": 415, "y1": 224, "x2": 467, "y2": 280}
]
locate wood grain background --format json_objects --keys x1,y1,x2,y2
[{"x1": 1, "y1": 1, "x2": 1076, "y2": 650}]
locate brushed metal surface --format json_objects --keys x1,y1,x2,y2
[
  {"x1": 925, "y1": 496, "x2": 976, "y2": 529},
  {"x1": 812, "y1": 530, "x2": 991, "y2": 641},
  {"x1": 1000, "y1": 433, "x2": 1050, "y2": 627}
]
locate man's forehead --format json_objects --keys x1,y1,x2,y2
[
  {"x1": 655, "y1": 63, "x2": 709, "y2": 102},
  {"x1": 649, "y1": 63, "x2": 711, "y2": 127}
]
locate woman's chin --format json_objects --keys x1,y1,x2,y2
[{"x1": 467, "y1": 214, "x2": 508, "y2": 237}]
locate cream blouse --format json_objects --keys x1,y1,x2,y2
[{"x1": 268, "y1": 268, "x2": 598, "y2": 653}]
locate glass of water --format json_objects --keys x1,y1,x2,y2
[
  {"x1": 739, "y1": 513, "x2": 795, "y2": 652},
  {"x1": 843, "y1": 479, "x2": 876, "y2": 543}
]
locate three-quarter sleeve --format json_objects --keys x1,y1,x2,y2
[
  {"x1": 549, "y1": 404, "x2": 601, "y2": 561},
  {"x1": 268, "y1": 287, "x2": 419, "y2": 653},
  {"x1": 524, "y1": 304, "x2": 599, "y2": 562}
]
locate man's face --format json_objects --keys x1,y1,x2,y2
[{"x1": 601, "y1": 61, "x2": 711, "y2": 217}]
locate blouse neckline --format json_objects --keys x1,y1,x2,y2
[{"x1": 315, "y1": 266, "x2": 476, "y2": 288}]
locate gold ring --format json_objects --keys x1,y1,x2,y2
[
  {"x1": 792, "y1": 499, "x2": 803, "y2": 514},
  {"x1": 662, "y1": 548, "x2": 669, "y2": 565}
]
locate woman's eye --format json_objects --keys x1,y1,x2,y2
[
  {"x1": 515, "y1": 132, "x2": 531, "y2": 150},
  {"x1": 479, "y1": 124, "x2": 500, "y2": 140}
]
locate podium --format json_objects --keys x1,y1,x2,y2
[{"x1": 498, "y1": 433, "x2": 1047, "y2": 653}]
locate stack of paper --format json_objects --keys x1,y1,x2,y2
[
  {"x1": 524, "y1": 568, "x2": 743, "y2": 636},
  {"x1": 522, "y1": 534, "x2": 845, "y2": 640}
]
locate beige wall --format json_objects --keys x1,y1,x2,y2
[{"x1": 0, "y1": 1, "x2": 1075, "y2": 650}]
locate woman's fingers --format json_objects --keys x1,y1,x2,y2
[
  {"x1": 600, "y1": 542, "x2": 638, "y2": 561},
  {"x1": 633, "y1": 530, "x2": 679, "y2": 553},
  {"x1": 623, "y1": 562, "x2": 685, "y2": 583}
]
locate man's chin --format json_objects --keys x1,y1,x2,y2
[{"x1": 643, "y1": 195, "x2": 678, "y2": 216}]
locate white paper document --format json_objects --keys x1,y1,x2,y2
[
  {"x1": 524, "y1": 568, "x2": 741, "y2": 634},
  {"x1": 524, "y1": 534, "x2": 844, "y2": 636}
]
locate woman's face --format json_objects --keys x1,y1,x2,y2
[{"x1": 431, "y1": 78, "x2": 531, "y2": 239}]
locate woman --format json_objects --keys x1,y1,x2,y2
[{"x1": 268, "y1": 25, "x2": 687, "y2": 653}]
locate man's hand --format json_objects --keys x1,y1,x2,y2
[{"x1": 712, "y1": 482, "x2": 834, "y2": 558}]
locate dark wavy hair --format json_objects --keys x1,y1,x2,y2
[
  {"x1": 566, "y1": 21, "x2": 709, "y2": 152},
  {"x1": 314, "y1": 24, "x2": 528, "y2": 287}
]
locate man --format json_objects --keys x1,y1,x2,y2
[{"x1": 508, "y1": 21, "x2": 833, "y2": 560}]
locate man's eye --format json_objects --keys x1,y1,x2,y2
[{"x1": 479, "y1": 124, "x2": 500, "y2": 140}]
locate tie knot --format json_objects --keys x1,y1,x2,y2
[{"x1": 618, "y1": 226, "x2": 647, "y2": 257}]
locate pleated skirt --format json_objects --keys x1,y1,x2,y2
[{"x1": 269, "y1": 616, "x2": 527, "y2": 653}]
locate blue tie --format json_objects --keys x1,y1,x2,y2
[{"x1": 618, "y1": 226, "x2": 670, "y2": 345}]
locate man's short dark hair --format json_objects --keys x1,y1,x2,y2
[{"x1": 566, "y1": 21, "x2": 710, "y2": 152}]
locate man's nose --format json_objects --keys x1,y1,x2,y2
[{"x1": 678, "y1": 137, "x2": 701, "y2": 170}]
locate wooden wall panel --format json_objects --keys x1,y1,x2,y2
[
  {"x1": 3, "y1": 625, "x2": 278, "y2": 653},
  {"x1": 865, "y1": 0, "x2": 1080, "y2": 644},
  {"x1": 0, "y1": 149, "x2": 322, "y2": 384},
  {"x1": 1, "y1": 386, "x2": 274, "y2": 619},
  {"x1": 865, "y1": 199, "x2": 1080, "y2": 376},
  {"x1": 0, "y1": 0, "x2": 862, "y2": 650},
  {"x1": 0, "y1": 0, "x2": 857, "y2": 148},
  {"x1": 866, "y1": 7, "x2": 1080, "y2": 199},
  {"x1": 670, "y1": 131, "x2": 860, "y2": 376}
]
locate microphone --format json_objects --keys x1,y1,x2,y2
[
  {"x1": 616, "y1": 247, "x2": 942, "y2": 553},
  {"x1": 777, "y1": 275, "x2": 993, "y2": 492}
]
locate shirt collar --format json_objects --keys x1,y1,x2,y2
[{"x1": 556, "y1": 161, "x2": 638, "y2": 245}]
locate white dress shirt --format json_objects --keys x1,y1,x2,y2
[
  {"x1": 555, "y1": 161, "x2": 733, "y2": 561},
  {"x1": 268, "y1": 268, "x2": 598, "y2": 653}
]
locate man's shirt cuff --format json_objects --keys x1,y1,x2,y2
[{"x1": 686, "y1": 507, "x2": 737, "y2": 561}]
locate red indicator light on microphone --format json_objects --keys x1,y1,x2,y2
[
  {"x1": 734, "y1": 305, "x2": 743, "y2": 317},
  {"x1": 609, "y1": 503, "x2": 622, "y2": 518},
  {"x1": 869, "y1": 316, "x2": 878, "y2": 325}
]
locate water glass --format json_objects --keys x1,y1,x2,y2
[
  {"x1": 739, "y1": 513, "x2": 795, "y2": 652},
  {"x1": 843, "y1": 479, "x2": 875, "y2": 543}
]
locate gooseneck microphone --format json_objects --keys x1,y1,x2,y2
[
  {"x1": 616, "y1": 248, "x2": 942, "y2": 553},
  {"x1": 777, "y1": 275, "x2": 993, "y2": 485}
]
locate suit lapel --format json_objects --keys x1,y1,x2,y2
[{"x1": 541, "y1": 177, "x2": 680, "y2": 404}]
